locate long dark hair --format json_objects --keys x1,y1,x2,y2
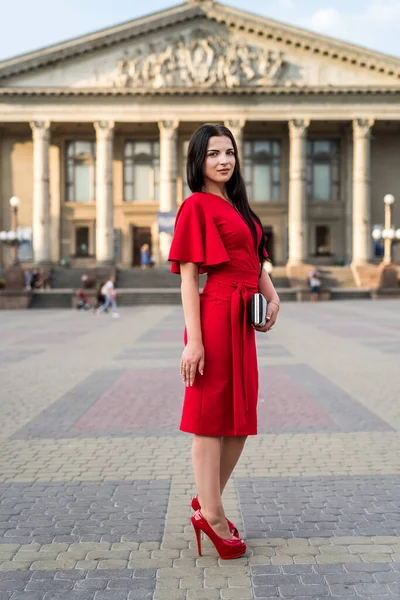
[{"x1": 186, "y1": 123, "x2": 267, "y2": 272}]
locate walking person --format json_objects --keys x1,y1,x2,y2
[
  {"x1": 96, "y1": 275, "x2": 119, "y2": 317},
  {"x1": 168, "y1": 123, "x2": 280, "y2": 559}
]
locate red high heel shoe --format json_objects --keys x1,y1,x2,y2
[
  {"x1": 191, "y1": 495, "x2": 239, "y2": 537},
  {"x1": 191, "y1": 510, "x2": 246, "y2": 560}
]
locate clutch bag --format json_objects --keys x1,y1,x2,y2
[{"x1": 251, "y1": 293, "x2": 268, "y2": 327}]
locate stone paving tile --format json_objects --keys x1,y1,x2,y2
[
  {"x1": 0, "y1": 481, "x2": 169, "y2": 545},
  {"x1": 11, "y1": 371, "x2": 122, "y2": 440},
  {"x1": 136, "y1": 329, "x2": 184, "y2": 344},
  {"x1": 363, "y1": 341, "x2": 400, "y2": 355},
  {"x1": 238, "y1": 475, "x2": 400, "y2": 539},
  {"x1": 251, "y1": 563, "x2": 400, "y2": 598},
  {"x1": 257, "y1": 364, "x2": 392, "y2": 434},
  {"x1": 115, "y1": 347, "x2": 184, "y2": 361},
  {"x1": 282, "y1": 365, "x2": 394, "y2": 433},
  {"x1": 13, "y1": 332, "x2": 85, "y2": 346},
  {"x1": 0, "y1": 569, "x2": 156, "y2": 600},
  {"x1": 1, "y1": 302, "x2": 400, "y2": 600},
  {"x1": 11, "y1": 369, "x2": 183, "y2": 439},
  {"x1": 11, "y1": 362, "x2": 391, "y2": 440},
  {"x1": 0, "y1": 350, "x2": 43, "y2": 365}
]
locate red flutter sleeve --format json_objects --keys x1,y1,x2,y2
[
  {"x1": 168, "y1": 197, "x2": 230, "y2": 274},
  {"x1": 263, "y1": 248, "x2": 269, "y2": 260}
]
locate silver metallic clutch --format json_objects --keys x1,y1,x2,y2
[{"x1": 251, "y1": 293, "x2": 268, "y2": 327}]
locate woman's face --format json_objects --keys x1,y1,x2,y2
[{"x1": 203, "y1": 135, "x2": 236, "y2": 187}]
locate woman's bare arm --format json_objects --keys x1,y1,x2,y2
[
  {"x1": 258, "y1": 268, "x2": 280, "y2": 307},
  {"x1": 180, "y1": 262, "x2": 202, "y2": 344},
  {"x1": 180, "y1": 262, "x2": 205, "y2": 385},
  {"x1": 254, "y1": 267, "x2": 280, "y2": 333}
]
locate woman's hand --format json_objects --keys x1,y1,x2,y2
[
  {"x1": 253, "y1": 301, "x2": 279, "y2": 334},
  {"x1": 181, "y1": 341, "x2": 205, "y2": 387}
]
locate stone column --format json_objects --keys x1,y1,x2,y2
[
  {"x1": 352, "y1": 118, "x2": 374, "y2": 265},
  {"x1": 94, "y1": 120, "x2": 114, "y2": 265},
  {"x1": 30, "y1": 121, "x2": 51, "y2": 264},
  {"x1": 158, "y1": 120, "x2": 179, "y2": 262},
  {"x1": 224, "y1": 119, "x2": 245, "y2": 162},
  {"x1": 287, "y1": 119, "x2": 310, "y2": 265}
]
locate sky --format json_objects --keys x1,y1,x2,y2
[{"x1": 0, "y1": 0, "x2": 399, "y2": 62}]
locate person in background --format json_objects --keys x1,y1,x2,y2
[
  {"x1": 95, "y1": 281, "x2": 106, "y2": 310},
  {"x1": 30, "y1": 268, "x2": 40, "y2": 289},
  {"x1": 140, "y1": 243, "x2": 150, "y2": 270},
  {"x1": 308, "y1": 269, "x2": 321, "y2": 302},
  {"x1": 76, "y1": 289, "x2": 91, "y2": 310},
  {"x1": 24, "y1": 269, "x2": 32, "y2": 290},
  {"x1": 96, "y1": 275, "x2": 119, "y2": 318}
]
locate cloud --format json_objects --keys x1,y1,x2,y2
[
  {"x1": 365, "y1": 0, "x2": 400, "y2": 22},
  {"x1": 296, "y1": 0, "x2": 400, "y2": 55},
  {"x1": 308, "y1": 8, "x2": 342, "y2": 32}
]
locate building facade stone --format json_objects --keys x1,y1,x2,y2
[{"x1": 0, "y1": 0, "x2": 399, "y2": 268}]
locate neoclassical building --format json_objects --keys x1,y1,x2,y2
[{"x1": 0, "y1": 0, "x2": 400, "y2": 269}]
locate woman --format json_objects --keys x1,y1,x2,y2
[{"x1": 168, "y1": 123, "x2": 280, "y2": 560}]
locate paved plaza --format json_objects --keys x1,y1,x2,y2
[{"x1": 0, "y1": 300, "x2": 400, "y2": 599}]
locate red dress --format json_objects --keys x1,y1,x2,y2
[{"x1": 168, "y1": 191, "x2": 266, "y2": 437}]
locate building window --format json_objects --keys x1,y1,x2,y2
[
  {"x1": 66, "y1": 141, "x2": 96, "y2": 203},
  {"x1": 315, "y1": 225, "x2": 332, "y2": 256},
  {"x1": 307, "y1": 140, "x2": 340, "y2": 202},
  {"x1": 124, "y1": 141, "x2": 160, "y2": 202},
  {"x1": 75, "y1": 227, "x2": 90, "y2": 257},
  {"x1": 244, "y1": 141, "x2": 281, "y2": 202}
]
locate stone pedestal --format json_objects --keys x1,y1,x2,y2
[
  {"x1": 5, "y1": 262, "x2": 24, "y2": 290},
  {"x1": 287, "y1": 119, "x2": 310, "y2": 266},
  {"x1": 378, "y1": 263, "x2": 398, "y2": 289},
  {"x1": 94, "y1": 121, "x2": 115, "y2": 265},
  {"x1": 0, "y1": 290, "x2": 32, "y2": 310},
  {"x1": 30, "y1": 121, "x2": 51, "y2": 264}
]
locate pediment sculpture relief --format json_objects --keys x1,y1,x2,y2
[{"x1": 111, "y1": 30, "x2": 286, "y2": 89}]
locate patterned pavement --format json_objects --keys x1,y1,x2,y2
[{"x1": 0, "y1": 300, "x2": 400, "y2": 599}]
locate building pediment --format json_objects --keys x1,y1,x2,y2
[
  {"x1": 104, "y1": 29, "x2": 286, "y2": 90},
  {"x1": 1, "y1": 0, "x2": 400, "y2": 93}
]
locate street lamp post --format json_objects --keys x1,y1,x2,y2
[
  {"x1": 371, "y1": 194, "x2": 400, "y2": 289},
  {"x1": 383, "y1": 194, "x2": 395, "y2": 265}
]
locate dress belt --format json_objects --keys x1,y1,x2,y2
[{"x1": 208, "y1": 276, "x2": 258, "y2": 435}]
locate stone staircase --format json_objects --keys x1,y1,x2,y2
[
  {"x1": 317, "y1": 266, "x2": 356, "y2": 288},
  {"x1": 28, "y1": 265, "x2": 390, "y2": 309},
  {"x1": 116, "y1": 266, "x2": 194, "y2": 288},
  {"x1": 269, "y1": 266, "x2": 290, "y2": 288},
  {"x1": 51, "y1": 268, "x2": 88, "y2": 289}
]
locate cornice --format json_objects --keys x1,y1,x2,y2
[{"x1": 1, "y1": 86, "x2": 400, "y2": 97}]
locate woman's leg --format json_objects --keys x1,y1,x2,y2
[
  {"x1": 99, "y1": 295, "x2": 111, "y2": 312},
  {"x1": 192, "y1": 435, "x2": 231, "y2": 539},
  {"x1": 219, "y1": 436, "x2": 247, "y2": 496}
]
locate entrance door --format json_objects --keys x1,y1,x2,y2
[
  {"x1": 315, "y1": 225, "x2": 332, "y2": 256},
  {"x1": 263, "y1": 226, "x2": 274, "y2": 263},
  {"x1": 75, "y1": 226, "x2": 89, "y2": 257},
  {"x1": 132, "y1": 226, "x2": 152, "y2": 266}
]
